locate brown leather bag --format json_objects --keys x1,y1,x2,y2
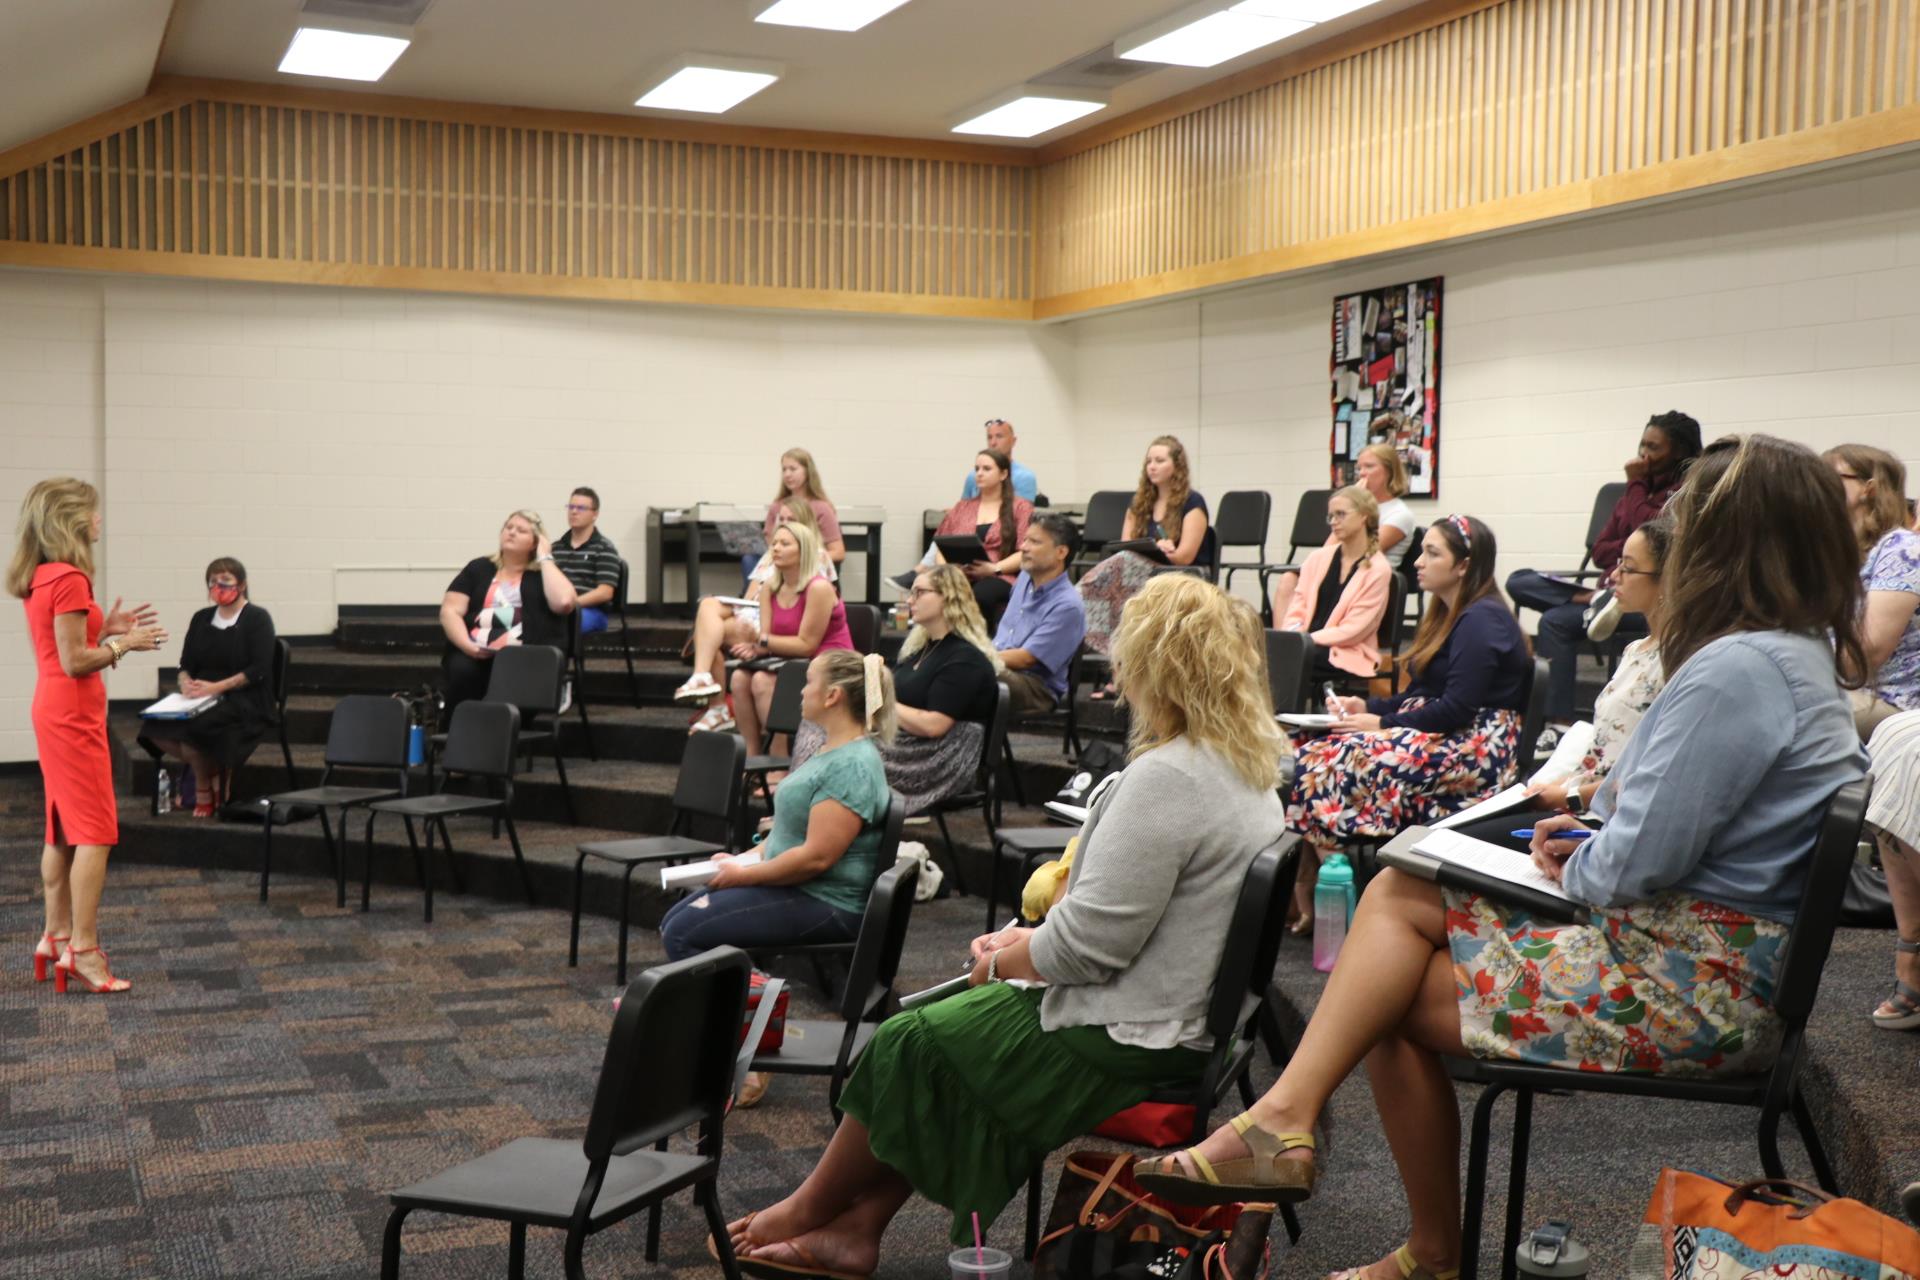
[{"x1": 1031, "y1": 1150, "x2": 1269, "y2": 1280}]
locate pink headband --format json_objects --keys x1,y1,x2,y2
[{"x1": 1446, "y1": 514, "x2": 1473, "y2": 544}]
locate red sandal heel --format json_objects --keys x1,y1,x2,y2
[
  {"x1": 54, "y1": 945, "x2": 131, "y2": 994},
  {"x1": 33, "y1": 931, "x2": 70, "y2": 983}
]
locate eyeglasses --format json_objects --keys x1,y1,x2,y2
[
  {"x1": 906, "y1": 586, "x2": 936, "y2": 600},
  {"x1": 1614, "y1": 567, "x2": 1660, "y2": 579},
  {"x1": 207, "y1": 579, "x2": 240, "y2": 589},
  {"x1": 1326, "y1": 510, "x2": 1354, "y2": 524},
  {"x1": 565, "y1": 503, "x2": 596, "y2": 513}
]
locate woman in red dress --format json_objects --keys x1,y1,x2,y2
[{"x1": 8, "y1": 478, "x2": 165, "y2": 994}]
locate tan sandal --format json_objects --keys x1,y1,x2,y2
[
  {"x1": 1132, "y1": 1111, "x2": 1315, "y2": 1206},
  {"x1": 1327, "y1": 1243, "x2": 1459, "y2": 1280}
]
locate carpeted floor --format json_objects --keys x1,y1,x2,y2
[{"x1": 1, "y1": 813, "x2": 1903, "y2": 1280}]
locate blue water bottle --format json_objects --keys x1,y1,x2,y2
[{"x1": 1313, "y1": 854, "x2": 1356, "y2": 973}]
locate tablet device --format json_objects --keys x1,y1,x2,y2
[
  {"x1": 935, "y1": 535, "x2": 991, "y2": 564},
  {"x1": 1103, "y1": 538, "x2": 1173, "y2": 565}
]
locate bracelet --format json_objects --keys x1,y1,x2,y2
[
  {"x1": 986, "y1": 948, "x2": 1000, "y2": 983},
  {"x1": 104, "y1": 638, "x2": 125, "y2": 668}
]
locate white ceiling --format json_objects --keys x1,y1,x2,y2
[
  {"x1": 0, "y1": 0, "x2": 174, "y2": 152},
  {"x1": 142, "y1": 0, "x2": 1426, "y2": 145}
]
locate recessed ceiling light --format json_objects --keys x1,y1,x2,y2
[
  {"x1": 1117, "y1": 2, "x2": 1311, "y2": 67},
  {"x1": 952, "y1": 91, "x2": 1105, "y2": 139},
  {"x1": 1233, "y1": 0, "x2": 1372, "y2": 19},
  {"x1": 635, "y1": 58, "x2": 782, "y2": 114},
  {"x1": 277, "y1": 27, "x2": 411, "y2": 81},
  {"x1": 749, "y1": 0, "x2": 913, "y2": 32}
]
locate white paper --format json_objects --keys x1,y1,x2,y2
[
  {"x1": 140, "y1": 692, "x2": 220, "y2": 718},
  {"x1": 715, "y1": 596, "x2": 757, "y2": 609},
  {"x1": 659, "y1": 850, "x2": 762, "y2": 891},
  {"x1": 1412, "y1": 828, "x2": 1577, "y2": 903},
  {"x1": 1277, "y1": 713, "x2": 1337, "y2": 728},
  {"x1": 1429, "y1": 784, "x2": 1533, "y2": 831}
]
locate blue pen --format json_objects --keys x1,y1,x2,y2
[{"x1": 1512, "y1": 827, "x2": 1594, "y2": 841}]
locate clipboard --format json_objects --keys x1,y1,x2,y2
[
  {"x1": 934, "y1": 535, "x2": 991, "y2": 565},
  {"x1": 1378, "y1": 825, "x2": 1591, "y2": 924},
  {"x1": 1103, "y1": 539, "x2": 1172, "y2": 565}
]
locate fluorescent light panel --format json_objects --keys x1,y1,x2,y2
[
  {"x1": 953, "y1": 95, "x2": 1104, "y2": 138},
  {"x1": 635, "y1": 65, "x2": 779, "y2": 113},
  {"x1": 1118, "y1": 5, "x2": 1309, "y2": 67},
  {"x1": 278, "y1": 27, "x2": 410, "y2": 81},
  {"x1": 1233, "y1": 0, "x2": 1373, "y2": 19},
  {"x1": 751, "y1": 0, "x2": 913, "y2": 31}
]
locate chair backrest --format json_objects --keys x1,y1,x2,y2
[
  {"x1": 322, "y1": 694, "x2": 412, "y2": 770},
  {"x1": 1379, "y1": 574, "x2": 1408, "y2": 652},
  {"x1": 1287, "y1": 489, "x2": 1333, "y2": 557},
  {"x1": 484, "y1": 644, "x2": 568, "y2": 715},
  {"x1": 439, "y1": 700, "x2": 520, "y2": 779},
  {"x1": 1514, "y1": 658, "x2": 1549, "y2": 777},
  {"x1": 837, "y1": 837, "x2": 917, "y2": 1024},
  {"x1": 1214, "y1": 490, "x2": 1272, "y2": 556},
  {"x1": 1203, "y1": 843, "x2": 1293, "y2": 1042},
  {"x1": 1582, "y1": 482, "x2": 1629, "y2": 563},
  {"x1": 762, "y1": 659, "x2": 809, "y2": 742},
  {"x1": 1081, "y1": 490, "x2": 1132, "y2": 546},
  {"x1": 673, "y1": 728, "x2": 747, "y2": 825},
  {"x1": 582, "y1": 946, "x2": 752, "y2": 1161},
  {"x1": 979, "y1": 681, "x2": 1013, "y2": 795},
  {"x1": 613, "y1": 558, "x2": 631, "y2": 613},
  {"x1": 1265, "y1": 629, "x2": 1311, "y2": 715},
  {"x1": 844, "y1": 604, "x2": 882, "y2": 657},
  {"x1": 272, "y1": 637, "x2": 292, "y2": 717},
  {"x1": 1770, "y1": 777, "x2": 1872, "y2": 1026}
]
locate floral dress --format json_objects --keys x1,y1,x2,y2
[
  {"x1": 1863, "y1": 527, "x2": 1920, "y2": 709},
  {"x1": 1446, "y1": 890, "x2": 1788, "y2": 1075},
  {"x1": 1562, "y1": 636, "x2": 1664, "y2": 801}
]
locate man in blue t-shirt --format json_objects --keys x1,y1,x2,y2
[
  {"x1": 994, "y1": 513, "x2": 1086, "y2": 717},
  {"x1": 962, "y1": 418, "x2": 1039, "y2": 501}
]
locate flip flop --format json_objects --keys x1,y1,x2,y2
[{"x1": 706, "y1": 1230, "x2": 870, "y2": 1280}]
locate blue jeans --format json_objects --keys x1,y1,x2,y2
[
  {"x1": 578, "y1": 606, "x2": 609, "y2": 635},
  {"x1": 1506, "y1": 569, "x2": 1647, "y2": 721},
  {"x1": 659, "y1": 883, "x2": 861, "y2": 962}
]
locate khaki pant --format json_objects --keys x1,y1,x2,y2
[{"x1": 1001, "y1": 669, "x2": 1059, "y2": 719}]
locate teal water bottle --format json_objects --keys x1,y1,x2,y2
[{"x1": 1313, "y1": 854, "x2": 1356, "y2": 973}]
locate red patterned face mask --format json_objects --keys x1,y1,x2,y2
[{"x1": 209, "y1": 584, "x2": 242, "y2": 606}]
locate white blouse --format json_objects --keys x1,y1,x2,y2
[{"x1": 1571, "y1": 636, "x2": 1664, "y2": 797}]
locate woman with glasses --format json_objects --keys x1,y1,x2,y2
[
  {"x1": 137, "y1": 558, "x2": 278, "y2": 819},
  {"x1": 1275, "y1": 485, "x2": 1393, "y2": 689},
  {"x1": 1270, "y1": 441, "x2": 1417, "y2": 624},
  {"x1": 1826, "y1": 444, "x2": 1920, "y2": 736}
]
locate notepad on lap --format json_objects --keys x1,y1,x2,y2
[
  {"x1": 140, "y1": 693, "x2": 221, "y2": 719},
  {"x1": 1277, "y1": 712, "x2": 1337, "y2": 729},
  {"x1": 1379, "y1": 825, "x2": 1589, "y2": 923},
  {"x1": 658, "y1": 851, "x2": 761, "y2": 891}
]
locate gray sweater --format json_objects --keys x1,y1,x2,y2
[{"x1": 1029, "y1": 737, "x2": 1288, "y2": 1035}]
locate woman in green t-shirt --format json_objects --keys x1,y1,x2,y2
[{"x1": 660, "y1": 649, "x2": 896, "y2": 965}]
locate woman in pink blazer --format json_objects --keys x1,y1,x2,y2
[{"x1": 1278, "y1": 485, "x2": 1393, "y2": 686}]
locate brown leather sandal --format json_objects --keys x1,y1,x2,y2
[
  {"x1": 1328, "y1": 1243, "x2": 1459, "y2": 1280},
  {"x1": 1132, "y1": 1111, "x2": 1316, "y2": 1206}
]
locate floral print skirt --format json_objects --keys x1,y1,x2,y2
[
  {"x1": 1077, "y1": 551, "x2": 1160, "y2": 655},
  {"x1": 1446, "y1": 889, "x2": 1788, "y2": 1075},
  {"x1": 1285, "y1": 701, "x2": 1521, "y2": 844}
]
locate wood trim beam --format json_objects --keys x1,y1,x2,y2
[
  {"x1": 148, "y1": 76, "x2": 1039, "y2": 168},
  {"x1": 0, "y1": 88, "x2": 190, "y2": 183}
]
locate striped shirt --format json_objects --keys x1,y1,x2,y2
[{"x1": 551, "y1": 526, "x2": 621, "y2": 596}]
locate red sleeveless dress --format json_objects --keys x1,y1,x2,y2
[{"x1": 25, "y1": 562, "x2": 117, "y2": 845}]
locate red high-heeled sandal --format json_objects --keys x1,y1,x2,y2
[
  {"x1": 192, "y1": 769, "x2": 223, "y2": 819},
  {"x1": 33, "y1": 931, "x2": 70, "y2": 983},
  {"x1": 54, "y1": 945, "x2": 131, "y2": 994}
]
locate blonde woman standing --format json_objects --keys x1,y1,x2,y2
[
  {"x1": 723, "y1": 576, "x2": 1287, "y2": 1272},
  {"x1": 10, "y1": 478, "x2": 167, "y2": 994}
]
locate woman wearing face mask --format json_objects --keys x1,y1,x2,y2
[
  {"x1": 137, "y1": 558, "x2": 278, "y2": 819},
  {"x1": 439, "y1": 510, "x2": 578, "y2": 715}
]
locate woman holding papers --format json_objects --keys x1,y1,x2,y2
[
  {"x1": 10, "y1": 477, "x2": 167, "y2": 995},
  {"x1": 1283, "y1": 514, "x2": 1530, "y2": 929},
  {"x1": 720, "y1": 576, "x2": 1285, "y2": 1274},
  {"x1": 931, "y1": 449, "x2": 1032, "y2": 626},
  {"x1": 1133, "y1": 435, "x2": 1867, "y2": 1280},
  {"x1": 137, "y1": 558, "x2": 277, "y2": 819}
]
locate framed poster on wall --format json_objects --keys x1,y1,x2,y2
[{"x1": 1329, "y1": 277, "x2": 1441, "y2": 498}]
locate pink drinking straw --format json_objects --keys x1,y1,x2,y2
[{"x1": 972, "y1": 1212, "x2": 984, "y2": 1266}]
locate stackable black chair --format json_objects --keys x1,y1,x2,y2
[
  {"x1": 1513, "y1": 657, "x2": 1549, "y2": 780},
  {"x1": 747, "y1": 792, "x2": 906, "y2": 997},
  {"x1": 747, "y1": 859, "x2": 919, "y2": 1119},
  {"x1": 1215, "y1": 490, "x2": 1286, "y2": 600},
  {"x1": 1449, "y1": 778, "x2": 1870, "y2": 1280},
  {"x1": 435, "y1": 644, "x2": 577, "y2": 825},
  {"x1": 271, "y1": 637, "x2": 296, "y2": 786},
  {"x1": 570, "y1": 731, "x2": 747, "y2": 985},
  {"x1": 563, "y1": 609, "x2": 599, "y2": 762},
  {"x1": 1281, "y1": 489, "x2": 1333, "y2": 564},
  {"x1": 1397, "y1": 526, "x2": 1426, "y2": 637},
  {"x1": 360, "y1": 700, "x2": 533, "y2": 922},
  {"x1": 738, "y1": 659, "x2": 809, "y2": 843},
  {"x1": 1070, "y1": 490, "x2": 1132, "y2": 579},
  {"x1": 1266, "y1": 628, "x2": 1311, "y2": 715},
  {"x1": 256, "y1": 694, "x2": 410, "y2": 908},
  {"x1": 609, "y1": 558, "x2": 641, "y2": 707},
  {"x1": 924, "y1": 683, "x2": 1011, "y2": 894},
  {"x1": 844, "y1": 603, "x2": 882, "y2": 656},
  {"x1": 380, "y1": 947, "x2": 755, "y2": 1280}
]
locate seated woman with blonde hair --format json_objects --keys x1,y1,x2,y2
[
  {"x1": 721, "y1": 574, "x2": 1288, "y2": 1275},
  {"x1": 1277, "y1": 484, "x2": 1393, "y2": 688},
  {"x1": 439, "y1": 509, "x2": 577, "y2": 715},
  {"x1": 1135, "y1": 434, "x2": 1868, "y2": 1280},
  {"x1": 791, "y1": 563, "x2": 1001, "y2": 815},
  {"x1": 715, "y1": 519, "x2": 855, "y2": 744}
]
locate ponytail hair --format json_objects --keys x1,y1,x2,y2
[{"x1": 814, "y1": 649, "x2": 897, "y2": 747}]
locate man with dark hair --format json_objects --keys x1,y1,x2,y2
[
  {"x1": 552, "y1": 487, "x2": 620, "y2": 634},
  {"x1": 993, "y1": 514, "x2": 1085, "y2": 717},
  {"x1": 1507, "y1": 410, "x2": 1704, "y2": 750}
]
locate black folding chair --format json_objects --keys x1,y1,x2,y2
[
  {"x1": 924, "y1": 683, "x2": 1010, "y2": 895},
  {"x1": 255, "y1": 694, "x2": 410, "y2": 908},
  {"x1": 436, "y1": 645, "x2": 577, "y2": 825},
  {"x1": 381, "y1": 947, "x2": 754, "y2": 1280},
  {"x1": 747, "y1": 793, "x2": 906, "y2": 998},
  {"x1": 361, "y1": 701, "x2": 533, "y2": 921},
  {"x1": 844, "y1": 603, "x2": 882, "y2": 656},
  {"x1": 738, "y1": 660, "x2": 809, "y2": 843},
  {"x1": 611, "y1": 558, "x2": 641, "y2": 707},
  {"x1": 563, "y1": 609, "x2": 599, "y2": 763},
  {"x1": 1513, "y1": 657, "x2": 1549, "y2": 780},
  {"x1": 1266, "y1": 628, "x2": 1311, "y2": 715},
  {"x1": 747, "y1": 859, "x2": 919, "y2": 1120},
  {"x1": 1070, "y1": 490, "x2": 1132, "y2": 579},
  {"x1": 271, "y1": 637, "x2": 295, "y2": 786},
  {"x1": 570, "y1": 731, "x2": 747, "y2": 986},
  {"x1": 1216, "y1": 490, "x2": 1287, "y2": 599},
  {"x1": 1449, "y1": 778, "x2": 1870, "y2": 1280}
]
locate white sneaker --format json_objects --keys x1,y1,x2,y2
[
  {"x1": 690, "y1": 705, "x2": 735, "y2": 734},
  {"x1": 674, "y1": 673, "x2": 721, "y2": 704}
]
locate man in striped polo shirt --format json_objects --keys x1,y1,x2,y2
[{"x1": 553, "y1": 487, "x2": 621, "y2": 633}]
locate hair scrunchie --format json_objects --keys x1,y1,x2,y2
[{"x1": 862, "y1": 652, "x2": 885, "y2": 730}]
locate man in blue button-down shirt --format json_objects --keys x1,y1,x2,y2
[{"x1": 994, "y1": 513, "x2": 1086, "y2": 717}]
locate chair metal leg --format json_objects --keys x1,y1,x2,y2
[
  {"x1": 569, "y1": 851, "x2": 588, "y2": 967},
  {"x1": 1002, "y1": 737, "x2": 1028, "y2": 806},
  {"x1": 983, "y1": 835, "x2": 1004, "y2": 935},
  {"x1": 401, "y1": 817, "x2": 424, "y2": 890},
  {"x1": 645, "y1": 1138, "x2": 667, "y2": 1260},
  {"x1": 932, "y1": 810, "x2": 969, "y2": 895},
  {"x1": 362, "y1": 810, "x2": 378, "y2": 912},
  {"x1": 553, "y1": 740, "x2": 577, "y2": 824},
  {"x1": 620, "y1": 627, "x2": 641, "y2": 709},
  {"x1": 617, "y1": 864, "x2": 637, "y2": 986},
  {"x1": 503, "y1": 812, "x2": 535, "y2": 904},
  {"x1": 1499, "y1": 1088, "x2": 1535, "y2": 1280},
  {"x1": 379, "y1": 1206, "x2": 410, "y2": 1280},
  {"x1": 319, "y1": 807, "x2": 346, "y2": 908},
  {"x1": 422, "y1": 818, "x2": 436, "y2": 924},
  {"x1": 1459, "y1": 1082, "x2": 1505, "y2": 1280},
  {"x1": 1024, "y1": 1165, "x2": 1042, "y2": 1259},
  {"x1": 260, "y1": 811, "x2": 275, "y2": 902},
  {"x1": 508, "y1": 1221, "x2": 526, "y2": 1280},
  {"x1": 703, "y1": 1182, "x2": 745, "y2": 1280},
  {"x1": 1790, "y1": 1086, "x2": 1838, "y2": 1192},
  {"x1": 437, "y1": 816, "x2": 466, "y2": 895},
  {"x1": 1277, "y1": 1201, "x2": 1301, "y2": 1244},
  {"x1": 563, "y1": 1226, "x2": 587, "y2": 1280},
  {"x1": 1758, "y1": 1098, "x2": 1788, "y2": 1181}
]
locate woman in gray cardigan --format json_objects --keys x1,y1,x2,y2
[
  {"x1": 718, "y1": 574, "x2": 1289, "y2": 1276},
  {"x1": 1136, "y1": 435, "x2": 1870, "y2": 1280}
]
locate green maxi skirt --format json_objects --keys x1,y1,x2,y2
[{"x1": 836, "y1": 982, "x2": 1203, "y2": 1244}]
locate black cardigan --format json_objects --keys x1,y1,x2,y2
[{"x1": 179, "y1": 604, "x2": 277, "y2": 729}]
